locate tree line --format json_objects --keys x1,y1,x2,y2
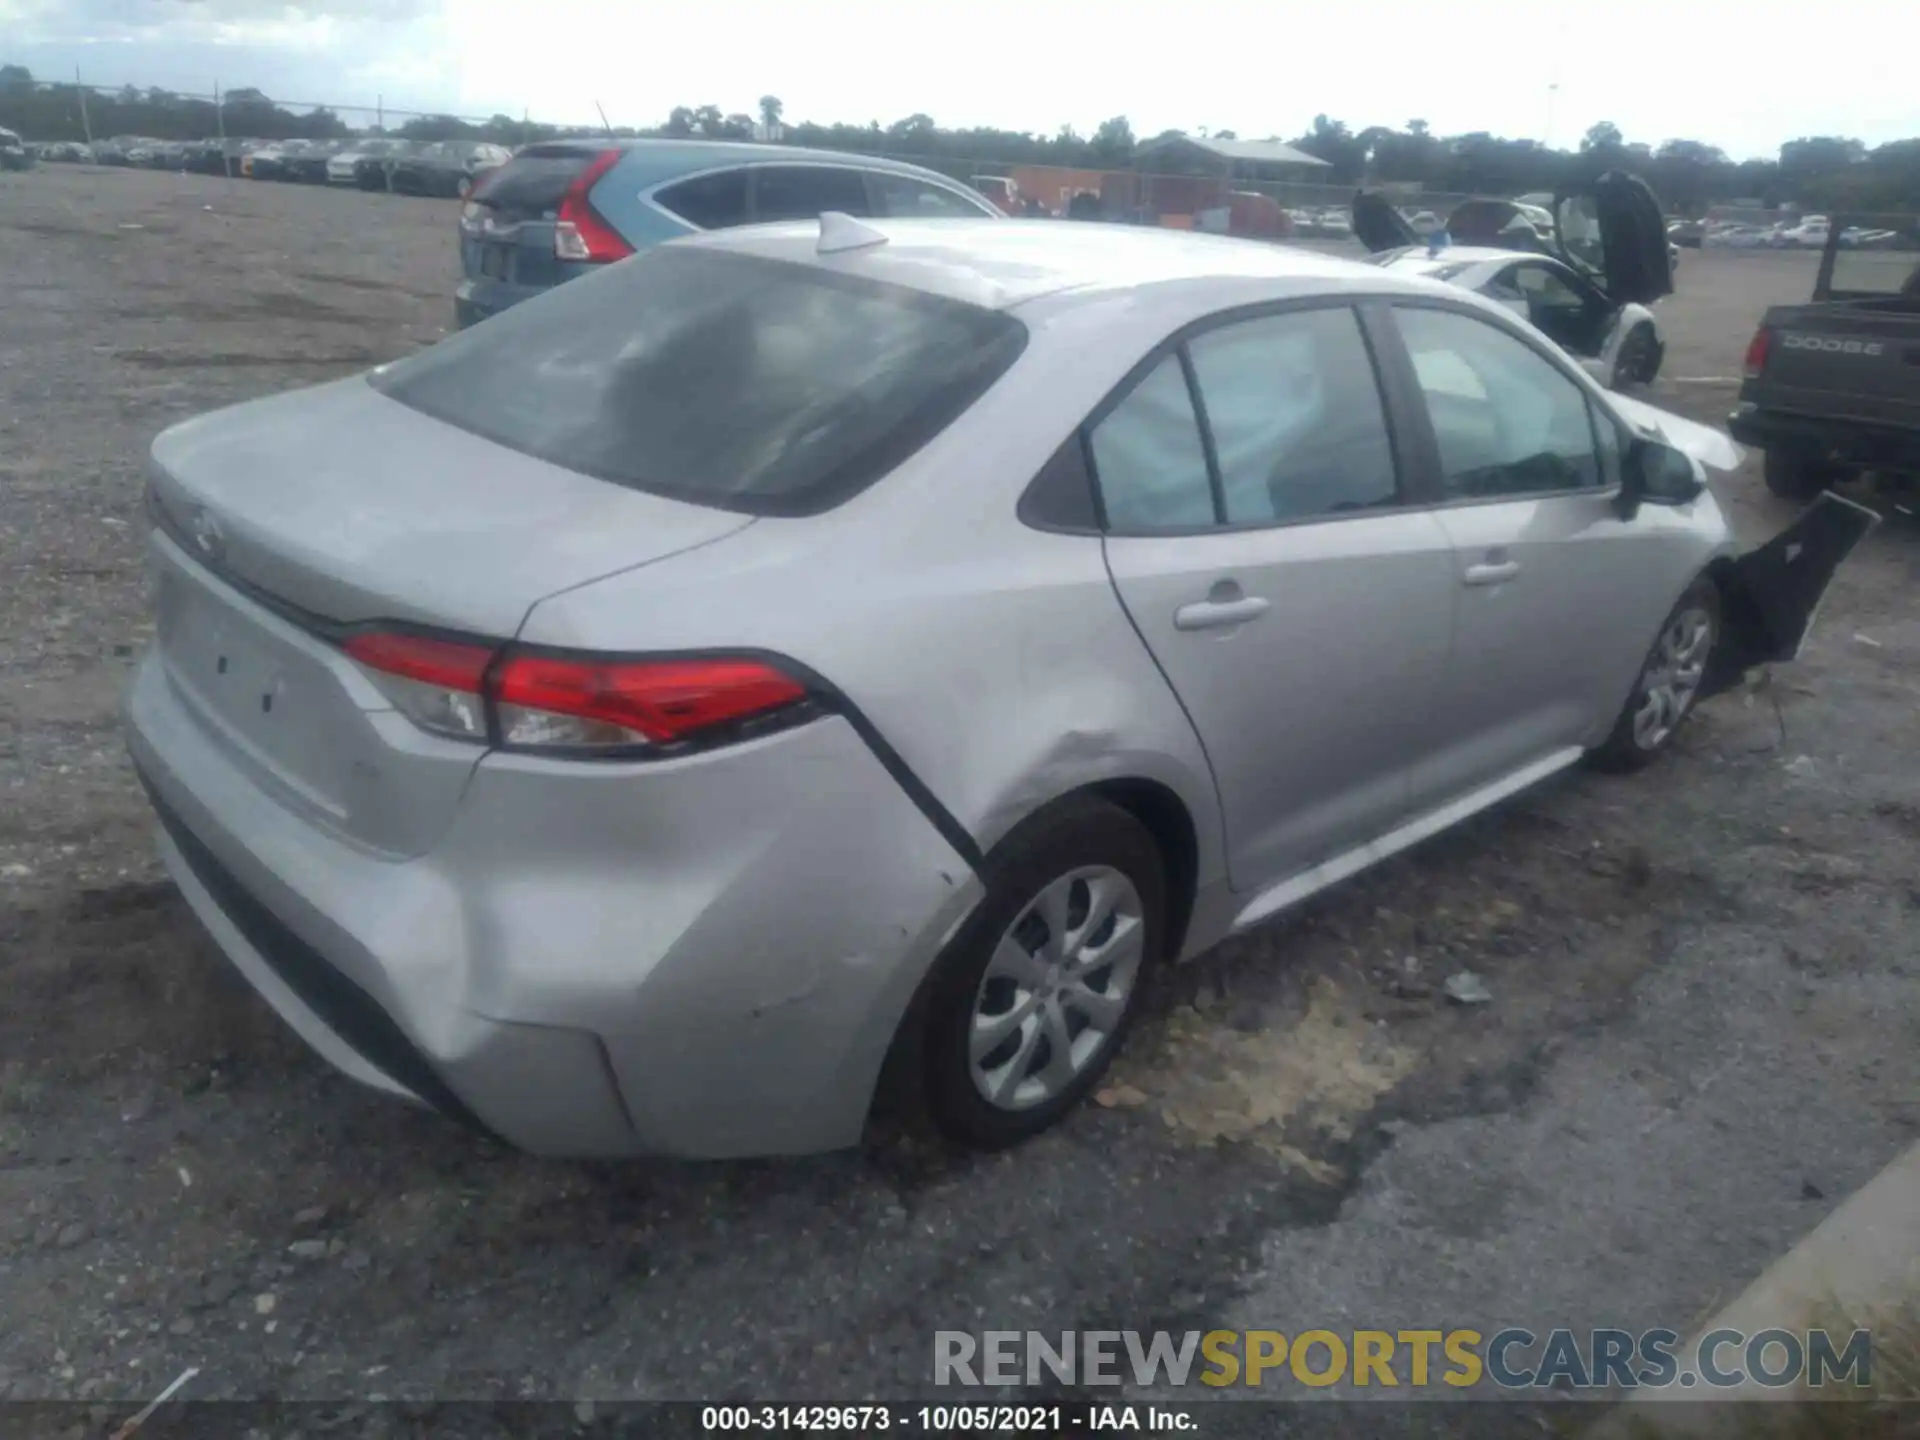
[{"x1": 3, "y1": 64, "x2": 1917, "y2": 212}]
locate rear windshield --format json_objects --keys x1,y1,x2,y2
[
  {"x1": 470, "y1": 147, "x2": 601, "y2": 215},
  {"x1": 369, "y1": 246, "x2": 1028, "y2": 515}
]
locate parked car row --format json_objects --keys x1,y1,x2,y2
[
  {"x1": 1284, "y1": 206, "x2": 1356, "y2": 238},
  {"x1": 1692, "y1": 215, "x2": 1907, "y2": 250},
  {"x1": 23, "y1": 134, "x2": 513, "y2": 197}
]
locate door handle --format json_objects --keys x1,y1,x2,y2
[
  {"x1": 1174, "y1": 596, "x2": 1270, "y2": 631},
  {"x1": 1463, "y1": 560, "x2": 1521, "y2": 587}
]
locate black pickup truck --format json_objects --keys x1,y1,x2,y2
[{"x1": 1730, "y1": 215, "x2": 1920, "y2": 500}]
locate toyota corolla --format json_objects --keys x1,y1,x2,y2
[{"x1": 126, "y1": 216, "x2": 1866, "y2": 1159}]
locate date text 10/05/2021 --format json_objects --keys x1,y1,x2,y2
[{"x1": 701, "y1": 1406, "x2": 1191, "y2": 1431}]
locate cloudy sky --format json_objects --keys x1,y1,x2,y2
[{"x1": 3, "y1": 0, "x2": 1913, "y2": 160}]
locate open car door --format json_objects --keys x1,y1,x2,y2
[
  {"x1": 1351, "y1": 190, "x2": 1419, "y2": 254},
  {"x1": 1552, "y1": 171, "x2": 1673, "y2": 306},
  {"x1": 1707, "y1": 492, "x2": 1880, "y2": 692}
]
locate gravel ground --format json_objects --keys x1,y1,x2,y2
[{"x1": 1, "y1": 166, "x2": 1916, "y2": 1417}]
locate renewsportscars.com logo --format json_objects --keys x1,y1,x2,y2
[{"x1": 934, "y1": 1328, "x2": 1874, "y2": 1391}]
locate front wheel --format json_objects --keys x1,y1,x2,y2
[
  {"x1": 921, "y1": 797, "x2": 1166, "y2": 1149},
  {"x1": 1590, "y1": 579, "x2": 1721, "y2": 772}
]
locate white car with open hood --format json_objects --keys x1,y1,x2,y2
[{"x1": 1353, "y1": 174, "x2": 1673, "y2": 392}]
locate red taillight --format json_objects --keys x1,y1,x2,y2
[
  {"x1": 553, "y1": 149, "x2": 632, "y2": 263},
  {"x1": 343, "y1": 630, "x2": 494, "y2": 742},
  {"x1": 342, "y1": 629, "x2": 807, "y2": 754},
  {"x1": 1744, "y1": 326, "x2": 1771, "y2": 378},
  {"x1": 343, "y1": 631, "x2": 491, "y2": 693},
  {"x1": 493, "y1": 654, "x2": 807, "y2": 749}
]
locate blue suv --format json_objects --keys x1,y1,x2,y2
[{"x1": 455, "y1": 139, "x2": 1003, "y2": 327}]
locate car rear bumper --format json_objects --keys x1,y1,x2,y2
[
  {"x1": 1729, "y1": 403, "x2": 1920, "y2": 473},
  {"x1": 125, "y1": 644, "x2": 983, "y2": 1159}
]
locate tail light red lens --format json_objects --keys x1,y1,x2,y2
[
  {"x1": 342, "y1": 631, "x2": 493, "y2": 741},
  {"x1": 1743, "y1": 326, "x2": 1771, "y2": 378},
  {"x1": 343, "y1": 631, "x2": 808, "y2": 755},
  {"x1": 553, "y1": 149, "x2": 633, "y2": 264},
  {"x1": 492, "y1": 654, "x2": 807, "y2": 750},
  {"x1": 343, "y1": 631, "x2": 491, "y2": 692}
]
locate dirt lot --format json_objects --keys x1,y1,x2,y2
[{"x1": 2, "y1": 166, "x2": 1917, "y2": 1415}]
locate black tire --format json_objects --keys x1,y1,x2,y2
[
  {"x1": 921, "y1": 796, "x2": 1167, "y2": 1149},
  {"x1": 1763, "y1": 449, "x2": 1830, "y2": 502},
  {"x1": 1590, "y1": 577, "x2": 1722, "y2": 773}
]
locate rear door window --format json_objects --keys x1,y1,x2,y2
[
  {"x1": 368, "y1": 246, "x2": 1027, "y2": 517},
  {"x1": 1086, "y1": 356, "x2": 1216, "y2": 532},
  {"x1": 654, "y1": 168, "x2": 752, "y2": 230},
  {"x1": 752, "y1": 166, "x2": 872, "y2": 222}
]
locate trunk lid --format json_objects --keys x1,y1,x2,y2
[
  {"x1": 146, "y1": 376, "x2": 755, "y2": 637},
  {"x1": 146, "y1": 528, "x2": 487, "y2": 857},
  {"x1": 144, "y1": 375, "x2": 754, "y2": 856}
]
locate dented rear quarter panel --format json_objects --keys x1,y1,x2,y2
[{"x1": 516, "y1": 301, "x2": 1235, "y2": 937}]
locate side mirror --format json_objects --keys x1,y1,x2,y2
[{"x1": 1617, "y1": 438, "x2": 1705, "y2": 520}]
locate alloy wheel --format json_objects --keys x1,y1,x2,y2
[
  {"x1": 968, "y1": 866, "x2": 1145, "y2": 1112},
  {"x1": 1631, "y1": 604, "x2": 1715, "y2": 749}
]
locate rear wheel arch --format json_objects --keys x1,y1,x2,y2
[
  {"x1": 917, "y1": 791, "x2": 1168, "y2": 1146},
  {"x1": 866, "y1": 778, "x2": 1198, "y2": 1141},
  {"x1": 1086, "y1": 777, "x2": 1198, "y2": 963}
]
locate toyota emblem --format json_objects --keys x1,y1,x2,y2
[{"x1": 188, "y1": 506, "x2": 226, "y2": 563}]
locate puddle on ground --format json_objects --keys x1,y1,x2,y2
[{"x1": 1118, "y1": 976, "x2": 1417, "y2": 1176}]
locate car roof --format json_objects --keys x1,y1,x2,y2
[
  {"x1": 525, "y1": 137, "x2": 970, "y2": 189},
  {"x1": 673, "y1": 216, "x2": 1434, "y2": 312}
]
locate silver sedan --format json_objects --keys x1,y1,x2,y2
[{"x1": 127, "y1": 216, "x2": 1851, "y2": 1158}]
